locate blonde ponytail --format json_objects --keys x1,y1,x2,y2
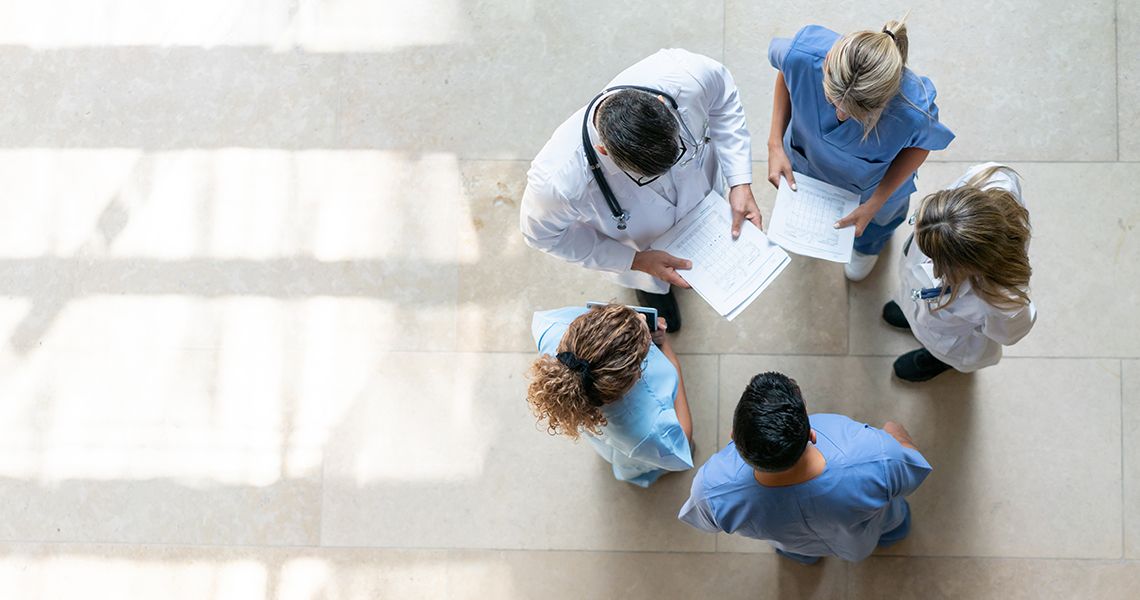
[
  {"x1": 881, "y1": 16, "x2": 909, "y2": 65},
  {"x1": 823, "y1": 12, "x2": 912, "y2": 139}
]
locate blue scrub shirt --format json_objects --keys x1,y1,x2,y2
[
  {"x1": 769, "y1": 25, "x2": 955, "y2": 227},
  {"x1": 532, "y1": 307, "x2": 693, "y2": 487},
  {"x1": 678, "y1": 413, "x2": 932, "y2": 561}
]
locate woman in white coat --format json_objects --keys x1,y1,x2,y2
[
  {"x1": 882, "y1": 163, "x2": 1036, "y2": 381},
  {"x1": 519, "y1": 49, "x2": 761, "y2": 331}
]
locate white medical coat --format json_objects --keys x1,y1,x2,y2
[
  {"x1": 896, "y1": 163, "x2": 1037, "y2": 372},
  {"x1": 519, "y1": 49, "x2": 753, "y2": 293}
]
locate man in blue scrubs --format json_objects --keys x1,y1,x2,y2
[{"x1": 678, "y1": 372, "x2": 931, "y2": 563}]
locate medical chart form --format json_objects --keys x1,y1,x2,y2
[
  {"x1": 652, "y1": 190, "x2": 790, "y2": 320},
  {"x1": 769, "y1": 173, "x2": 861, "y2": 263}
]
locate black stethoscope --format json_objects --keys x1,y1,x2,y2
[
  {"x1": 903, "y1": 216, "x2": 952, "y2": 304},
  {"x1": 581, "y1": 85, "x2": 702, "y2": 231}
]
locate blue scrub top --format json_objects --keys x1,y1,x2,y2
[
  {"x1": 678, "y1": 413, "x2": 932, "y2": 561},
  {"x1": 769, "y1": 25, "x2": 955, "y2": 224},
  {"x1": 532, "y1": 307, "x2": 693, "y2": 487}
]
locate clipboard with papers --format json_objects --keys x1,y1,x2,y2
[{"x1": 651, "y1": 190, "x2": 790, "y2": 321}]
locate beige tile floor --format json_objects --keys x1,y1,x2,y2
[{"x1": 0, "y1": 2, "x2": 1136, "y2": 599}]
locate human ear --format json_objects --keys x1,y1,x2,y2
[
  {"x1": 809, "y1": 430, "x2": 817, "y2": 444},
  {"x1": 595, "y1": 144, "x2": 608, "y2": 156}
]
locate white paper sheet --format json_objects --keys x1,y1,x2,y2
[
  {"x1": 651, "y1": 190, "x2": 790, "y2": 321},
  {"x1": 769, "y1": 172, "x2": 861, "y2": 263}
]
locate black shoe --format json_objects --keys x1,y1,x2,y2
[
  {"x1": 882, "y1": 301, "x2": 910, "y2": 330},
  {"x1": 775, "y1": 549, "x2": 821, "y2": 565},
  {"x1": 893, "y1": 348, "x2": 953, "y2": 382},
  {"x1": 635, "y1": 288, "x2": 681, "y2": 333}
]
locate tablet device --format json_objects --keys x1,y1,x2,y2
[{"x1": 585, "y1": 301, "x2": 658, "y2": 332}]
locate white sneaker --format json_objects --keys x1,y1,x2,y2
[{"x1": 844, "y1": 251, "x2": 879, "y2": 281}]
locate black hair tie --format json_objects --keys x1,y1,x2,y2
[
  {"x1": 882, "y1": 28, "x2": 897, "y2": 42},
  {"x1": 556, "y1": 351, "x2": 603, "y2": 407}
]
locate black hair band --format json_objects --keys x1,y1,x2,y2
[
  {"x1": 882, "y1": 28, "x2": 897, "y2": 42},
  {"x1": 556, "y1": 351, "x2": 603, "y2": 407}
]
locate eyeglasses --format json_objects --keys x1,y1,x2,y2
[
  {"x1": 622, "y1": 136, "x2": 687, "y2": 187},
  {"x1": 620, "y1": 108, "x2": 709, "y2": 187}
]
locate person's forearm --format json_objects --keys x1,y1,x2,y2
[
  {"x1": 886, "y1": 428, "x2": 919, "y2": 451},
  {"x1": 866, "y1": 147, "x2": 931, "y2": 211},
  {"x1": 660, "y1": 345, "x2": 693, "y2": 440},
  {"x1": 892, "y1": 435, "x2": 918, "y2": 451},
  {"x1": 768, "y1": 72, "x2": 792, "y2": 148}
]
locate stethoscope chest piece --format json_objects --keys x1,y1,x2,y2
[
  {"x1": 613, "y1": 209, "x2": 631, "y2": 230},
  {"x1": 911, "y1": 286, "x2": 951, "y2": 304}
]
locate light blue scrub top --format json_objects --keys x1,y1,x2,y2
[
  {"x1": 532, "y1": 307, "x2": 693, "y2": 487},
  {"x1": 769, "y1": 25, "x2": 955, "y2": 224},
  {"x1": 678, "y1": 414, "x2": 932, "y2": 561}
]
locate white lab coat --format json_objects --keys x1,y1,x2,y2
[
  {"x1": 896, "y1": 163, "x2": 1037, "y2": 372},
  {"x1": 519, "y1": 49, "x2": 753, "y2": 293}
]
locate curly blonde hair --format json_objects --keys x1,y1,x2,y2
[
  {"x1": 527, "y1": 304, "x2": 651, "y2": 439},
  {"x1": 914, "y1": 165, "x2": 1032, "y2": 311}
]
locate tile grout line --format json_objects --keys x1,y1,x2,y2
[
  {"x1": 6, "y1": 540, "x2": 1140, "y2": 563},
  {"x1": 386, "y1": 349, "x2": 1140, "y2": 361},
  {"x1": 846, "y1": 284, "x2": 852, "y2": 358},
  {"x1": 721, "y1": 0, "x2": 727, "y2": 64},
  {"x1": 319, "y1": 444, "x2": 327, "y2": 548},
  {"x1": 714, "y1": 353, "x2": 722, "y2": 554},
  {"x1": 452, "y1": 157, "x2": 1140, "y2": 164},
  {"x1": 331, "y1": 52, "x2": 346, "y2": 153},
  {"x1": 1116, "y1": 0, "x2": 1121, "y2": 162},
  {"x1": 844, "y1": 559, "x2": 853, "y2": 600}
]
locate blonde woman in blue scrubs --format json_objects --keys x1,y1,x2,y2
[
  {"x1": 766, "y1": 17, "x2": 955, "y2": 281},
  {"x1": 528, "y1": 303, "x2": 693, "y2": 487}
]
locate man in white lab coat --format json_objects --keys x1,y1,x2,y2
[{"x1": 519, "y1": 49, "x2": 760, "y2": 331}]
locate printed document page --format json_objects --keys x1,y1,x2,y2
[
  {"x1": 769, "y1": 172, "x2": 861, "y2": 263},
  {"x1": 652, "y1": 190, "x2": 790, "y2": 321}
]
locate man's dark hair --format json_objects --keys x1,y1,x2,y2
[
  {"x1": 733, "y1": 372, "x2": 810, "y2": 472},
  {"x1": 595, "y1": 90, "x2": 680, "y2": 178}
]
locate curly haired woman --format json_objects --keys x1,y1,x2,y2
[{"x1": 528, "y1": 303, "x2": 693, "y2": 487}]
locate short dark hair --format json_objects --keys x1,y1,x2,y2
[
  {"x1": 595, "y1": 90, "x2": 680, "y2": 178},
  {"x1": 733, "y1": 372, "x2": 810, "y2": 472}
]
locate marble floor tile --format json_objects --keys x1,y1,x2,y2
[
  {"x1": 716, "y1": 355, "x2": 1122, "y2": 558},
  {"x1": 0, "y1": 149, "x2": 479, "y2": 353},
  {"x1": 0, "y1": 1, "x2": 294, "y2": 48},
  {"x1": 848, "y1": 162, "x2": 1140, "y2": 359},
  {"x1": 0, "y1": 544, "x2": 848, "y2": 600},
  {"x1": 0, "y1": 1, "x2": 510, "y2": 53},
  {"x1": 1121, "y1": 0, "x2": 1140, "y2": 161},
  {"x1": 0, "y1": 48, "x2": 339, "y2": 149},
  {"x1": 454, "y1": 160, "x2": 631, "y2": 352},
  {"x1": 849, "y1": 557, "x2": 1140, "y2": 600},
  {"x1": 1124, "y1": 360, "x2": 1139, "y2": 558},
  {"x1": 0, "y1": 347, "x2": 321, "y2": 545},
  {"x1": 724, "y1": 1, "x2": 1117, "y2": 162},
  {"x1": 320, "y1": 352, "x2": 719, "y2": 552},
  {"x1": 333, "y1": 0, "x2": 723, "y2": 159}
]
